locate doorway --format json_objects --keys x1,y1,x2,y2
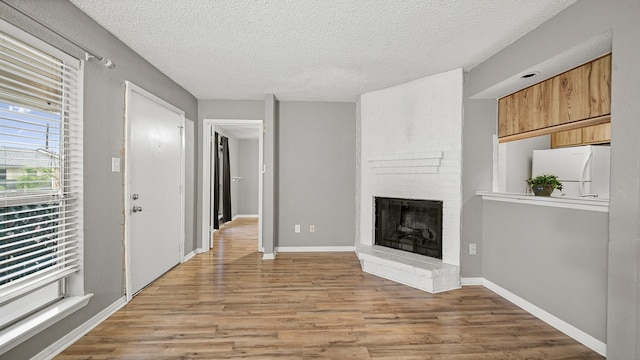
[
  {"x1": 201, "y1": 119, "x2": 263, "y2": 252},
  {"x1": 124, "y1": 82, "x2": 185, "y2": 299}
]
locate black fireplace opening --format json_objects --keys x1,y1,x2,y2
[{"x1": 374, "y1": 197, "x2": 443, "y2": 259}]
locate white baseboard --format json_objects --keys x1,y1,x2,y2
[
  {"x1": 276, "y1": 246, "x2": 356, "y2": 252},
  {"x1": 232, "y1": 214, "x2": 259, "y2": 220},
  {"x1": 482, "y1": 278, "x2": 606, "y2": 357},
  {"x1": 262, "y1": 253, "x2": 276, "y2": 260},
  {"x1": 460, "y1": 277, "x2": 484, "y2": 286},
  {"x1": 182, "y1": 249, "x2": 198, "y2": 263},
  {"x1": 32, "y1": 296, "x2": 128, "y2": 360}
]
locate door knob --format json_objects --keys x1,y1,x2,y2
[{"x1": 131, "y1": 205, "x2": 143, "y2": 213}]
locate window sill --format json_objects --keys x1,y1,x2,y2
[
  {"x1": 477, "y1": 191, "x2": 609, "y2": 212},
  {"x1": 0, "y1": 294, "x2": 93, "y2": 355}
]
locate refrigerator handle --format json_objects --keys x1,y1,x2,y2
[{"x1": 579, "y1": 150, "x2": 593, "y2": 196}]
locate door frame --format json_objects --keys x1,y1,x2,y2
[
  {"x1": 201, "y1": 119, "x2": 263, "y2": 252},
  {"x1": 124, "y1": 81, "x2": 186, "y2": 301}
]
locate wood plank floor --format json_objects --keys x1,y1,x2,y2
[{"x1": 57, "y1": 218, "x2": 603, "y2": 359}]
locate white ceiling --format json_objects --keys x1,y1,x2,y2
[{"x1": 69, "y1": 0, "x2": 577, "y2": 102}]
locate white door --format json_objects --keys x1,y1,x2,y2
[{"x1": 125, "y1": 82, "x2": 184, "y2": 297}]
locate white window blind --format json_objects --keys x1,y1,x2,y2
[{"x1": 0, "y1": 25, "x2": 83, "y2": 327}]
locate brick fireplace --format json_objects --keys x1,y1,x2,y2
[{"x1": 356, "y1": 69, "x2": 463, "y2": 293}]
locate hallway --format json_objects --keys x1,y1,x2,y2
[{"x1": 56, "y1": 218, "x2": 602, "y2": 359}]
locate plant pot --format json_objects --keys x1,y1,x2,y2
[{"x1": 531, "y1": 184, "x2": 555, "y2": 196}]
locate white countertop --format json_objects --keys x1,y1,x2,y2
[{"x1": 476, "y1": 191, "x2": 609, "y2": 212}]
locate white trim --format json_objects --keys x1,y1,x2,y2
[
  {"x1": 124, "y1": 82, "x2": 186, "y2": 301},
  {"x1": 182, "y1": 250, "x2": 198, "y2": 263},
  {"x1": 460, "y1": 277, "x2": 484, "y2": 286},
  {"x1": 201, "y1": 119, "x2": 264, "y2": 254},
  {"x1": 483, "y1": 278, "x2": 606, "y2": 357},
  {"x1": 232, "y1": 214, "x2": 259, "y2": 220},
  {"x1": 31, "y1": 296, "x2": 126, "y2": 360},
  {"x1": 262, "y1": 253, "x2": 276, "y2": 260},
  {"x1": 276, "y1": 246, "x2": 356, "y2": 253},
  {"x1": 477, "y1": 191, "x2": 609, "y2": 212},
  {"x1": 0, "y1": 295, "x2": 92, "y2": 356}
]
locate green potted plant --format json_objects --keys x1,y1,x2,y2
[{"x1": 526, "y1": 174, "x2": 563, "y2": 196}]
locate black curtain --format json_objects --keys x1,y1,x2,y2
[
  {"x1": 221, "y1": 136, "x2": 232, "y2": 223},
  {"x1": 213, "y1": 132, "x2": 220, "y2": 229}
]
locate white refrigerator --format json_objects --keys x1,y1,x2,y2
[{"x1": 531, "y1": 145, "x2": 611, "y2": 198}]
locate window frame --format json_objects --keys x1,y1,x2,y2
[{"x1": 0, "y1": 18, "x2": 91, "y2": 355}]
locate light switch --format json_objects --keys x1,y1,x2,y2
[{"x1": 111, "y1": 157, "x2": 121, "y2": 173}]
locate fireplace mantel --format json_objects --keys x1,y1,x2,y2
[{"x1": 368, "y1": 151, "x2": 443, "y2": 174}]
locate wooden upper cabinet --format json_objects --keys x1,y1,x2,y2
[
  {"x1": 498, "y1": 54, "x2": 611, "y2": 140},
  {"x1": 551, "y1": 122, "x2": 611, "y2": 148}
]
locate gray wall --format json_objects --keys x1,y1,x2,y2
[
  {"x1": 483, "y1": 201, "x2": 608, "y2": 341},
  {"x1": 237, "y1": 139, "x2": 259, "y2": 215},
  {"x1": 0, "y1": 1, "x2": 198, "y2": 359},
  {"x1": 354, "y1": 99, "x2": 361, "y2": 250},
  {"x1": 460, "y1": 88, "x2": 494, "y2": 277},
  {"x1": 277, "y1": 101, "x2": 356, "y2": 248},
  {"x1": 230, "y1": 136, "x2": 239, "y2": 219},
  {"x1": 198, "y1": 100, "x2": 264, "y2": 120},
  {"x1": 184, "y1": 118, "x2": 196, "y2": 254},
  {"x1": 467, "y1": 0, "x2": 640, "y2": 357},
  {"x1": 264, "y1": 95, "x2": 277, "y2": 254}
]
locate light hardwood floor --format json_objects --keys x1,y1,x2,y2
[{"x1": 57, "y1": 218, "x2": 603, "y2": 359}]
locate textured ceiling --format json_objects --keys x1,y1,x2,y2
[{"x1": 69, "y1": 0, "x2": 577, "y2": 102}]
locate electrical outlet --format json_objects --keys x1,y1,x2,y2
[
  {"x1": 309, "y1": 225, "x2": 315, "y2": 233},
  {"x1": 469, "y1": 243, "x2": 477, "y2": 255},
  {"x1": 294, "y1": 224, "x2": 300, "y2": 233}
]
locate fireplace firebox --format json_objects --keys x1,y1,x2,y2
[{"x1": 374, "y1": 197, "x2": 443, "y2": 259}]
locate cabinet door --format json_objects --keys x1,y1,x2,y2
[
  {"x1": 557, "y1": 63, "x2": 590, "y2": 123},
  {"x1": 551, "y1": 122, "x2": 611, "y2": 148},
  {"x1": 498, "y1": 84, "x2": 547, "y2": 136},
  {"x1": 582, "y1": 122, "x2": 611, "y2": 144},
  {"x1": 535, "y1": 78, "x2": 560, "y2": 128},
  {"x1": 557, "y1": 54, "x2": 611, "y2": 124},
  {"x1": 588, "y1": 55, "x2": 611, "y2": 117},
  {"x1": 551, "y1": 128, "x2": 583, "y2": 148},
  {"x1": 498, "y1": 95, "x2": 518, "y2": 137}
]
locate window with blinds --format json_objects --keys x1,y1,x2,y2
[{"x1": 0, "y1": 24, "x2": 83, "y2": 331}]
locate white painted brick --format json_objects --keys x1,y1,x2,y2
[
  {"x1": 358, "y1": 245, "x2": 460, "y2": 293},
  {"x1": 359, "y1": 69, "x2": 463, "y2": 267}
]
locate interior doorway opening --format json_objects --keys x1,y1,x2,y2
[{"x1": 201, "y1": 119, "x2": 264, "y2": 252}]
